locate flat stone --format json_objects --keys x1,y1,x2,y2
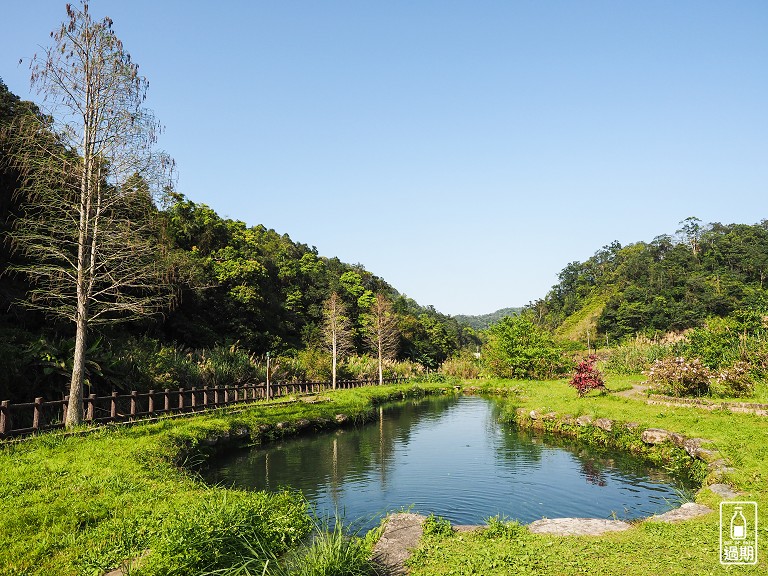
[
  {"x1": 294, "y1": 419, "x2": 311, "y2": 430},
  {"x1": 275, "y1": 421, "x2": 290, "y2": 430},
  {"x1": 641, "y1": 428, "x2": 673, "y2": 444},
  {"x1": 649, "y1": 502, "x2": 712, "y2": 523},
  {"x1": 707, "y1": 484, "x2": 741, "y2": 499},
  {"x1": 530, "y1": 410, "x2": 541, "y2": 420},
  {"x1": 624, "y1": 422, "x2": 640, "y2": 431},
  {"x1": 372, "y1": 513, "x2": 426, "y2": 575},
  {"x1": 576, "y1": 415, "x2": 593, "y2": 427},
  {"x1": 527, "y1": 518, "x2": 632, "y2": 536},
  {"x1": 595, "y1": 418, "x2": 613, "y2": 432},
  {"x1": 335, "y1": 413, "x2": 349, "y2": 424}
]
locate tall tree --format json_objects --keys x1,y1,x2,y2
[
  {"x1": 5, "y1": 2, "x2": 174, "y2": 427},
  {"x1": 323, "y1": 292, "x2": 353, "y2": 389},
  {"x1": 364, "y1": 293, "x2": 399, "y2": 385}
]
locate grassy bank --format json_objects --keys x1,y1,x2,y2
[
  {"x1": 0, "y1": 381, "x2": 453, "y2": 576},
  {"x1": 407, "y1": 375, "x2": 768, "y2": 575}
]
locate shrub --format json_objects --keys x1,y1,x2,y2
[
  {"x1": 710, "y1": 361, "x2": 755, "y2": 398},
  {"x1": 569, "y1": 355, "x2": 607, "y2": 397},
  {"x1": 482, "y1": 315, "x2": 572, "y2": 379},
  {"x1": 645, "y1": 357, "x2": 711, "y2": 397}
]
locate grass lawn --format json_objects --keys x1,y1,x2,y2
[
  {"x1": 3, "y1": 376, "x2": 767, "y2": 575},
  {"x1": 406, "y1": 375, "x2": 768, "y2": 575},
  {"x1": 0, "y1": 382, "x2": 449, "y2": 576}
]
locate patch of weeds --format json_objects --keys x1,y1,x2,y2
[
  {"x1": 482, "y1": 516, "x2": 527, "y2": 539},
  {"x1": 422, "y1": 514, "x2": 453, "y2": 537}
]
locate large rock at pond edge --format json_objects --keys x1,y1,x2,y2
[
  {"x1": 528, "y1": 518, "x2": 632, "y2": 536},
  {"x1": 648, "y1": 502, "x2": 712, "y2": 523},
  {"x1": 595, "y1": 418, "x2": 614, "y2": 431},
  {"x1": 641, "y1": 428, "x2": 674, "y2": 445},
  {"x1": 576, "y1": 415, "x2": 593, "y2": 427},
  {"x1": 372, "y1": 513, "x2": 426, "y2": 575}
]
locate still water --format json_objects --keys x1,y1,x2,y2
[{"x1": 205, "y1": 395, "x2": 693, "y2": 529}]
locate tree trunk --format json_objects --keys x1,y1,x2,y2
[
  {"x1": 66, "y1": 312, "x2": 87, "y2": 427},
  {"x1": 332, "y1": 331, "x2": 337, "y2": 390},
  {"x1": 378, "y1": 340, "x2": 383, "y2": 386}
]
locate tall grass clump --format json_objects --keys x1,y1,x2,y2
[
  {"x1": 284, "y1": 517, "x2": 382, "y2": 576},
  {"x1": 603, "y1": 338, "x2": 674, "y2": 374},
  {"x1": 138, "y1": 489, "x2": 311, "y2": 576},
  {"x1": 440, "y1": 350, "x2": 481, "y2": 379}
]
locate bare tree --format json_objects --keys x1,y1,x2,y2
[
  {"x1": 323, "y1": 292, "x2": 354, "y2": 389},
  {"x1": 365, "y1": 293, "x2": 399, "y2": 385},
  {"x1": 4, "y1": 2, "x2": 175, "y2": 427}
]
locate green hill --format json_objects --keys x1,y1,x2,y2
[{"x1": 454, "y1": 307, "x2": 523, "y2": 331}]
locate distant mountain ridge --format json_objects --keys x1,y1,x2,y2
[{"x1": 454, "y1": 307, "x2": 522, "y2": 331}]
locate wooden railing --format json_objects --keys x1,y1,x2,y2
[{"x1": 0, "y1": 377, "x2": 406, "y2": 439}]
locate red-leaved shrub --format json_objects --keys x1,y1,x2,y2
[{"x1": 569, "y1": 355, "x2": 606, "y2": 397}]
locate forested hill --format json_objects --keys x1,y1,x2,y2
[
  {"x1": 531, "y1": 217, "x2": 768, "y2": 342},
  {"x1": 0, "y1": 79, "x2": 477, "y2": 401},
  {"x1": 454, "y1": 307, "x2": 523, "y2": 330}
]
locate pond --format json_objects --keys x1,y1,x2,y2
[{"x1": 205, "y1": 395, "x2": 694, "y2": 530}]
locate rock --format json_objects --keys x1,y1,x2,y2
[
  {"x1": 561, "y1": 414, "x2": 577, "y2": 426},
  {"x1": 294, "y1": 419, "x2": 311, "y2": 430},
  {"x1": 527, "y1": 518, "x2": 632, "y2": 536},
  {"x1": 258, "y1": 424, "x2": 272, "y2": 433},
  {"x1": 624, "y1": 422, "x2": 640, "y2": 431},
  {"x1": 335, "y1": 413, "x2": 349, "y2": 424},
  {"x1": 530, "y1": 410, "x2": 541, "y2": 420},
  {"x1": 542, "y1": 412, "x2": 558, "y2": 421},
  {"x1": 649, "y1": 502, "x2": 712, "y2": 523},
  {"x1": 372, "y1": 513, "x2": 426, "y2": 575},
  {"x1": 641, "y1": 428, "x2": 673, "y2": 444},
  {"x1": 231, "y1": 427, "x2": 250, "y2": 440},
  {"x1": 706, "y1": 484, "x2": 741, "y2": 499},
  {"x1": 595, "y1": 418, "x2": 613, "y2": 432},
  {"x1": 275, "y1": 421, "x2": 290, "y2": 430},
  {"x1": 576, "y1": 415, "x2": 593, "y2": 427}
]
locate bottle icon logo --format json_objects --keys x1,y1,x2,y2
[
  {"x1": 720, "y1": 501, "x2": 758, "y2": 565},
  {"x1": 730, "y1": 506, "x2": 747, "y2": 540}
]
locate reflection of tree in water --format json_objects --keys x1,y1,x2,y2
[
  {"x1": 209, "y1": 395, "x2": 462, "y2": 496},
  {"x1": 580, "y1": 458, "x2": 607, "y2": 487}
]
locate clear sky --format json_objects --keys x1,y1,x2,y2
[{"x1": 2, "y1": 1, "x2": 767, "y2": 316}]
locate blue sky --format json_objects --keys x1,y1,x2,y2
[{"x1": 2, "y1": 1, "x2": 767, "y2": 315}]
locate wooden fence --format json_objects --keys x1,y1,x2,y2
[{"x1": 0, "y1": 377, "x2": 406, "y2": 439}]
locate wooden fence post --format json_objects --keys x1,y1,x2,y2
[
  {"x1": 178, "y1": 388, "x2": 185, "y2": 411},
  {"x1": 191, "y1": 387, "x2": 197, "y2": 409},
  {"x1": 164, "y1": 389, "x2": 170, "y2": 412},
  {"x1": 148, "y1": 390, "x2": 155, "y2": 414},
  {"x1": 203, "y1": 386, "x2": 209, "y2": 407},
  {"x1": 63, "y1": 395, "x2": 69, "y2": 424},
  {"x1": 33, "y1": 397, "x2": 43, "y2": 431},
  {"x1": 86, "y1": 394, "x2": 96, "y2": 421},
  {"x1": 110, "y1": 392, "x2": 118, "y2": 418},
  {"x1": 0, "y1": 400, "x2": 11, "y2": 437},
  {"x1": 130, "y1": 391, "x2": 138, "y2": 419},
  {"x1": 214, "y1": 387, "x2": 220, "y2": 406}
]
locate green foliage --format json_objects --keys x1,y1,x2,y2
[
  {"x1": 482, "y1": 315, "x2": 571, "y2": 379},
  {"x1": 481, "y1": 516, "x2": 527, "y2": 539},
  {"x1": 676, "y1": 310, "x2": 768, "y2": 371},
  {"x1": 530, "y1": 220, "x2": 768, "y2": 344},
  {"x1": 422, "y1": 515, "x2": 453, "y2": 537},
  {"x1": 453, "y1": 307, "x2": 523, "y2": 331}
]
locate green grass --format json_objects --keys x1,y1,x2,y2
[
  {"x1": 406, "y1": 376, "x2": 768, "y2": 575},
  {"x1": 0, "y1": 382, "x2": 450, "y2": 576}
]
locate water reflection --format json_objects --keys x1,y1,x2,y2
[{"x1": 205, "y1": 395, "x2": 693, "y2": 529}]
